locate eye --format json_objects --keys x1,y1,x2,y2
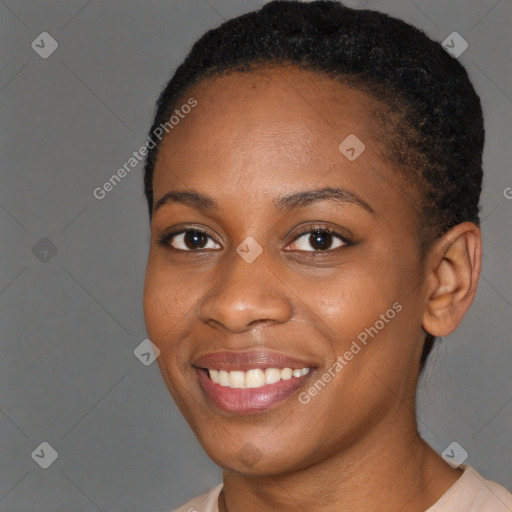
[
  {"x1": 158, "y1": 228, "x2": 221, "y2": 251},
  {"x1": 286, "y1": 227, "x2": 349, "y2": 252},
  {"x1": 157, "y1": 226, "x2": 350, "y2": 253}
]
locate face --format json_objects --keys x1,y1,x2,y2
[{"x1": 143, "y1": 66, "x2": 430, "y2": 475}]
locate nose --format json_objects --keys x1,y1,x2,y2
[{"x1": 198, "y1": 248, "x2": 293, "y2": 333}]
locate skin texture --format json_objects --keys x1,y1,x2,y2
[{"x1": 143, "y1": 66, "x2": 482, "y2": 511}]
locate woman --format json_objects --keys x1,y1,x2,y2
[{"x1": 141, "y1": 1, "x2": 512, "y2": 510}]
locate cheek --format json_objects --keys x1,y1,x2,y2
[
  {"x1": 290, "y1": 265, "x2": 416, "y2": 435},
  {"x1": 143, "y1": 258, "x2": 202, "y2": 412},
  {"x1": 310, "y1": 266, "x2": 395, "y2": 340},
  {"x1": 143, "y1": 256, "x2": 196, "y2": 351},
  {"x1": 308, "y1": 248, "x2": 421, "y2": 370}
]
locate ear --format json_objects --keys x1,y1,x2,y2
[{"x1": 422, "y1": 222, "x2": 482, "y2": 337}]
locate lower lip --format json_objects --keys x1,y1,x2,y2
[{"x1": 196, "y1": 368, "x2": 313, "y2": 414}]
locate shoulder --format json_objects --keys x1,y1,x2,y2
[
  {"x1": 172, "y1": 483, "x2": 223, "y2": 512},
  {"x1": 427, "y1": 465, "x2": 512, "y2": 512}
]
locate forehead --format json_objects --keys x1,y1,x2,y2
[
  {"x1": 154, "y1": 66, "x2": 387, "y2": 180},
  {"x1": 152, "y1": 66, "x2": 419, "y2": 229},
  {"x1": 186, "y1": 65, "x2": 380, "y2": 123}
]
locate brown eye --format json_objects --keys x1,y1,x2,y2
[
  {"x1": 286, "y1": 228, "x2": 349, "y2": 252},
  {"x1": 158, "y1": 229, "x2": 221, "y2": 251}
]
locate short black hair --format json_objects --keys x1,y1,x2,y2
[{"x1": 142, "y1": 0, "x2": 484, "y2": 369}]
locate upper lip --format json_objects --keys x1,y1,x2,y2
[{"x1": 192, "y1": 349, "x2": 316, "y2": 372}]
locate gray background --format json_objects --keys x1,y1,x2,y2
[{"x1": 0, "y1": 0, "x2": 510, "y2": 510}]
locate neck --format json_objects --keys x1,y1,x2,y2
[{"x1": 219, "y1": 411, "x2": 462, "y2": 512}]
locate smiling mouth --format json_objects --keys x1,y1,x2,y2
[
  {"x1": 192, "y1": 349, "x2": 317, "y2": 413},
  {"x1": 195, "y1": 366, "x2": 314, "y2": 414},
  {"x1": 205, "y1": 367, "x2": 311, "y2": 389}
]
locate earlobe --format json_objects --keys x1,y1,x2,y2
[{"x1": 422, "y1": 222, "x2": 482, "y2": 337}]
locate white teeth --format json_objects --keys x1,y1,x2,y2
[
  {"x1": 207, "y1": 367, "x2": 311, "y2": 389},
  {"x1": 209, "y1": 369, "x2": 219, "y2": 384},
  {"x1": 229, "y1": 370, "x2": 246, "y2": 389},
  {"x1": 265, "y1": 368, "x2": 281, "y2": 384},
  {"x1": 218, "y1": 370, "x2": 230, "y2": 387},
  {"x1": 245, "y1": 369, "x2": 265, "y2": 388},
  {"x1": 281, "y1": 368, "x2": 293, "y2": 380}
]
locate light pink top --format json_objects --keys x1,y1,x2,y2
[{"x1": 172, "y1": 465, "x2": 512, "y2": 512}]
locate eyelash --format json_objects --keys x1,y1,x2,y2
[{"x1": 157, "y1": 225, "x2": 352, "y2": 253}]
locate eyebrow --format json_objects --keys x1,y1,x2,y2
[
  {"x1": 154, "y1": 187, "x2": 375, "y2": 214},
  {"x1": 274, "y1": 187, "x2": 375, "y2": 213}
]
